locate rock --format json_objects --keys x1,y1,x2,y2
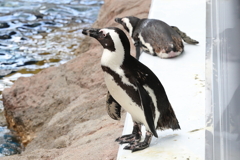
[
  {"x1": 0, "y1": 110, "x2": 7, "y2": 127},
  {"x1": 0, "y1": 31, "x2": 16, "y2": 40},
  {"x1": 35, "y1": 15, "x2": 43, "y2": 19},
  {"x1": 0, "y1": 35, "x2": 11, "y2": 40},
  {"x1": 2, "y1": 0, "x2": 151, "y2": 159},
  {"x1": 0, "y1": 23, "x2": 9, "y2": 29},
  {"x1": 9, "y1": 31, "x2": 16, "y2": 36},
  {"x1": 23, "y1": 23, "x2": 41, "y2": 28},
  {"x1": 44, "y1": 21, "x2": 56, "y2": 25}
]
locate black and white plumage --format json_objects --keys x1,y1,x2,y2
[
  {"x1": 82, "y1": 27, "x2": 180, "y2": 152},
  {"x1": 115, "y1": 16, "x2": 199, "y2": 60}
]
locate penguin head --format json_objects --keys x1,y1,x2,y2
[
  {"x1": 82, "y1": 27, "x2": 130, "y2": 54},
  {"x1": 115, "y1": 16, "x2": 140, "y2": 36}
]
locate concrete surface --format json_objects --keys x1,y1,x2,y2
[{"x1": 117, "y1": 0, "x2": 206, "y2": 159}]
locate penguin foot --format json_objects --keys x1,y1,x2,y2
[
  {"x1": 115, "y1": 134, "x2": 140, "y2": 144},
  {"x1": 116, "y1": 122, "x2": 142, "y2": 144},
  {"x1": 124, "y1": 131, "x2": 153, "y2": 152},
  {"x1": 123, "y1": 141, "x2": 150, "y2": 152}
]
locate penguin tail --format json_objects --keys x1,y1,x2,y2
[
  {"x1": 171, "y1": 26, "x2": 199, "y2": 45},
  {"x1": 171, "y1": 120, "x2": 181, "y2": 130},
  {"x1": 157, "y1": 103, "x2": 181, "y2": 130}
]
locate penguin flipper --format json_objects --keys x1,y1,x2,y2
[
  {"x1": 106, "y1": 92, "x2": 121, "y2": 120},
  {"x1": 171, "y1": 26, "x2": 199, "y2": 44},
  {"x1": 134, "y1": 40, "x2": 141, "y2": 60},
  {"x1": 135, "y1": 81, "x2": 158, "y2": 138}
]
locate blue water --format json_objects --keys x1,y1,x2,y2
[{"x1": 0, "y1": 0, "x2": 103, "y2": 156}]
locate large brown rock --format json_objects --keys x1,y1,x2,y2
[{"x1": 2, "y1": 0, "x2": 151, "y2": 159}]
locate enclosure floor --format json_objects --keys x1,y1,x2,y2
[{"x1": 117, "y1": 0, "x2": 206, "y2": 159}]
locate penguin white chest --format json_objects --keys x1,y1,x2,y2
[{"x1": 104, "y1": 72, "x2": 147, "y2": 125}]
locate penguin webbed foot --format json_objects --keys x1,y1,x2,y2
[
  {"x1": 124, "y1": 141, "x2": 150, "y2": 152},
  {"x1": 115, "y1": 133, "x2": 141, "y2": 144},
  {"x1": 123, "y1": 131, "x2": 153, "y2": 152},
  {"x1": 116, "y1": 122, "x2": 142, "y2": 144}
]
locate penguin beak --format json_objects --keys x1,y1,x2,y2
[
  {"x1": 82, "y1": 28, "x2": 100, "y2": 38},
  {"x1": 115, "y1": 18, "x2": 122, "y2": 24}
]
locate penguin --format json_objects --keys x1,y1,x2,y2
[
  {"x1": 82, "y1": 27, "x2": 180, "y2": 152},
  {"x1": 115, "y1": 16, "x2": 199, "y2": 60}
]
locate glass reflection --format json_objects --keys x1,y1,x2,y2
[{"x1": 206, "y1": 0, "x2": 240, "y2": 159}]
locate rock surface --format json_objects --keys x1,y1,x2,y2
[{"x1": 2, "y1": 0, "x2": 151, "y2": 159}]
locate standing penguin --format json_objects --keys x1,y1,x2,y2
[
  {"x1": 82, "y1": 27, "x2": 180, "y2": 152},
  {"x1": 115, "y1": 16, "x2": 199, "y2": 60}
]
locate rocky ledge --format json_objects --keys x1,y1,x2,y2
[{"x1": 1, "y1": 0, "x2": 151, "y2": 159}]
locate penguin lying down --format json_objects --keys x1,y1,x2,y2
[
  {"x1": 115, "y1": 16, "x2": 199, "y2": 60},
  {"x1": 82, "y1": 27, "x2": 180, "y2": 152}
]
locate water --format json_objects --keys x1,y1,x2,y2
[{"x1": 0, "y1": 0, "x2": 103, "y2": 156}]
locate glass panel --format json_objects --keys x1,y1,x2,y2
[{"x1": 206, "y1": 0, "x2": 240, "y2": 159}]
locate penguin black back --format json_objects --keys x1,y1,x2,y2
[{"x1": 115, "y1": 16, "x2": 199, "y2": 59}]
